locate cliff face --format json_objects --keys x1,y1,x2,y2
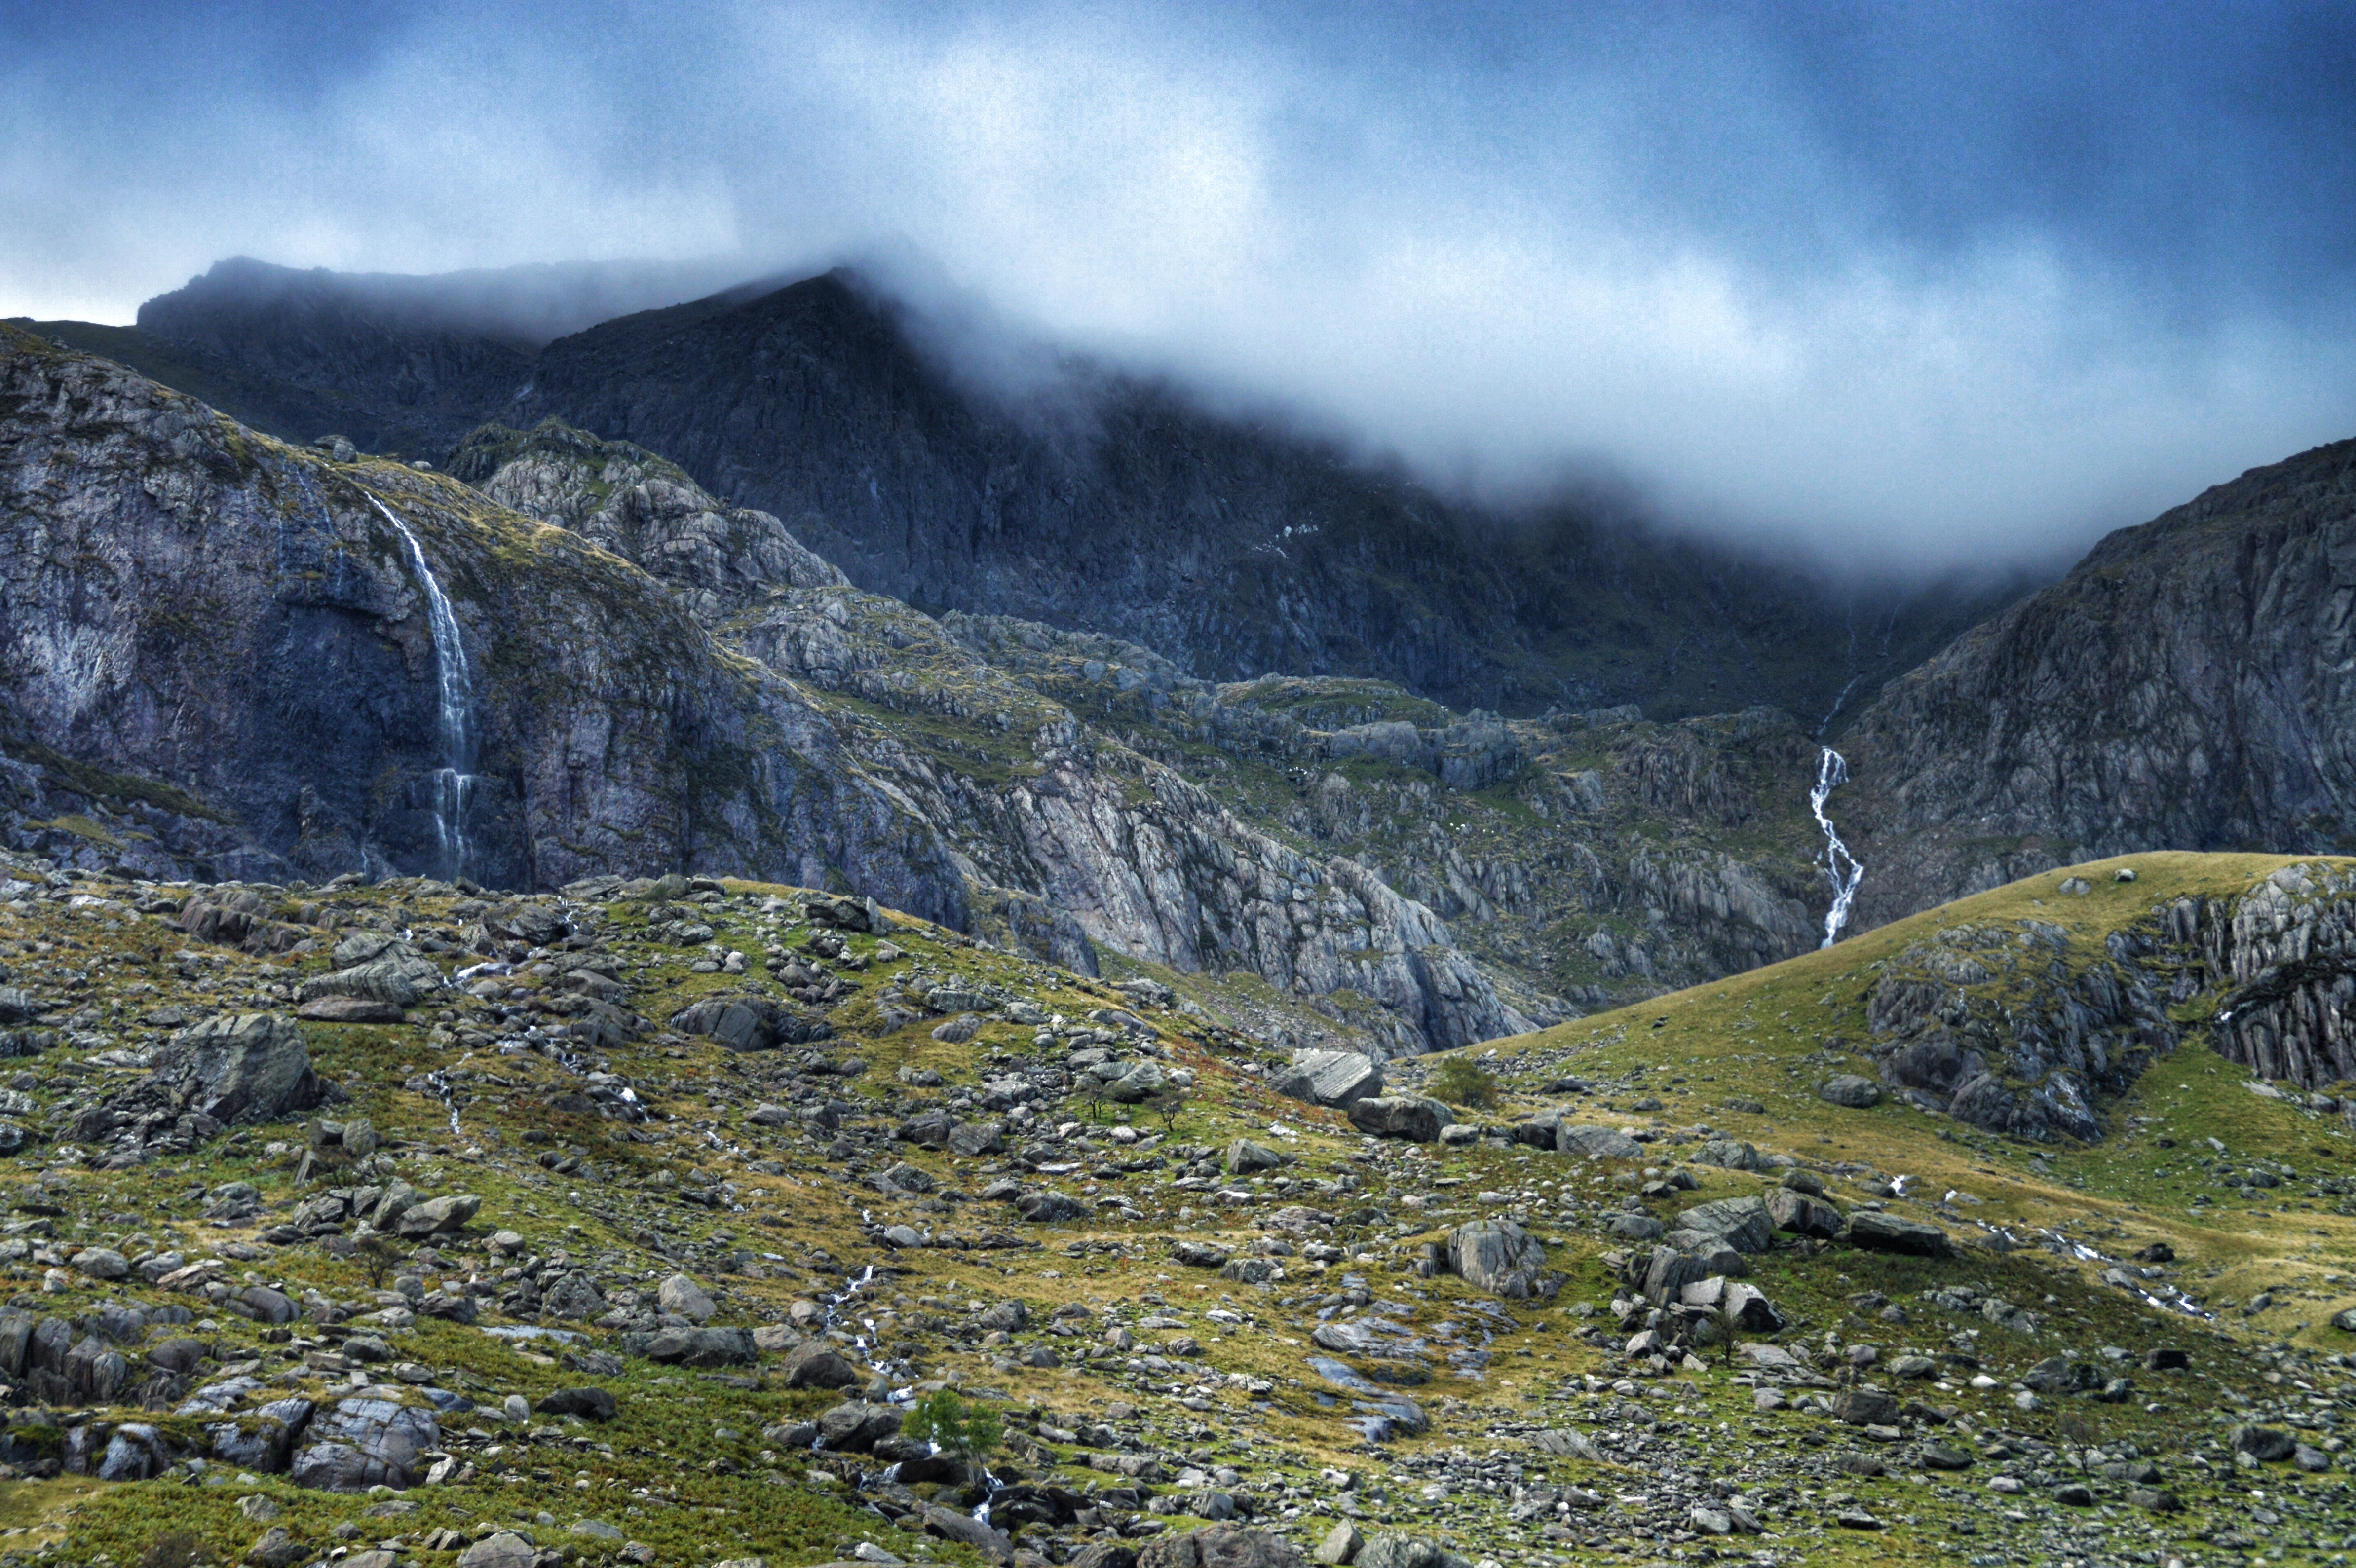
[
  {"x1": 72, "y1": 260, "x2": 2024, "y2": 727},
  {"x1": 1841, "y1": 438, "x2": 2356, "y2": 927},
  {"x1": 0, "y1": 325, "x2": 969, "y2": 922}
]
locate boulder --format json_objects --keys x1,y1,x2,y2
[
  {"x1": 669, "y1": 994, "x2": 834, "y2": 1051},
  {"x1": 1818, "y1": 1075, "x2": 1883, "y2": 1109},
  {"x1": 1225, "y1": 1139, "x2": 1287, "y2": 1174},
  {"x1": 2232, "y1": 1425, "x2": 2296, "y2": 1462},
  {"x1": 537, "y1": 1387, "x2": 617, "y2": 1421},
  {"x1": 1139, "y1": 1526, "x2": 1308, "y2": 1568},
  {"x1": 179, "y1": 1013, "x2": 327, "y2": 1125},
  {"x1": 246, "y1": 1527, "x2": 307, "y2": 1568},
  {"x1": 778, "y1": 1343, "x2": 860, "y2": 1388},
  {"x1": 1556, "y1": 1125, "x2": 1643, "y2": 1159},
  {"x1": 297, "y1": 949, "x2": 440, "y2": 1008},
  {"x1": 393, "y1": 1194, "x2": 480, "y2": 1237},
  {"x1": 456, "y1": 1534, "x2": 538, "y2": 1568},
  {"x1": 923, "y1": 1503, "x2": 1014, "y2": 1563},
  {"x1": 1674, "y1": 1196, "x2": 1775, "y2": 1254},
  {"x1": 1446, "y1": 1220, "x2": 1553, "y2": 1299},
  {"x1": 641, "y1": 1327, "x2": 757, "y2": 1367},
  {"x1": 817, "y1": 1401, "x2": 903, "y2": 1452},
  {"x1": 1016, "y1": 1190, "x2": 1084, "y2": 1223},
  {"x1": 1313, "y1": 1522, "x2": 1363, "y2": 1566},
  {"x1": 1845, "y1": 1211, "x2": 1953, "y2": 1258},
  {"x1": 1273, "y1": 1050, "x2": 1383, "y2": 1109},
  {"x1": 1347, "y1": 1536, "x2": 1466, "y2": 1568},
  {"x1": 1346, "y1": 1096, "x2": 1449, "y2": 1143},
  {"x1": 207, "y1": 1397, "x2": 315, "y2": 1473},
  {"x1": 1831, "y1": 1388, "x2": 1899, "y2": 1426},
  {"x1": 295, "y1": 997, "x2": 405, "y2": 1024},
  {"x1": 1765, "y1": 1187, "x2": 1844, "y2": 1238},
  {"x1": 1691, "y1": 1138, "x2": 1766, "y2": 1171},
  {"x1": 289, "y1": 1392, "x2": 438, "y2": 1490},
  {"x1": 658, "y1": 1274, "x2": 717, "y2": 1323}
]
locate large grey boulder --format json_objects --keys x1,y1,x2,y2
[
  {"x1": 1674, "y1": 1196, "x2": 1775, "y2": 1254},
  {"x1": 392, "y1": 1194, "x2": 480, "y2": 1237},
  {"x1": 640, "y1": 1327, "x2": 757, "y2": 1367},
  {"x1": 1845, "y1": 1211, "x2": 1953, "y2": 1258},
  {"x1": 1139, "y1": 1526, "x2": 1308, "y2": 1568},
  {"x1": 1274, "y1": 1050, "x2": 1383, "y2": 1109},
  {"x1": 1446, "y1": 1220, "x2": 1554, "y2": 1299},
  {"x1": 1348, "y1": 1536, "x2": 1469, "y2": 1568},
  {"x1": 778, "y1": 1342, "x2": 860, "y2": 1388},
  {"x1": 670, "y1": 994, "x2": 833, "y2": 1051},
  {"x1": 1556, "y1": 1124, "x2": 1643, "y2": 1159},
  {"x1": 1765, "y1": 1187, "x2": 1845, "y2": 1238},
  {"x1": 297, "y1": 947, "x2": 441, "y2": 1008},
  {"x1": 289, "y1": 1391, "x2": 438, "y2": 1490},
  {"x1": 1347, "y1": 1096, "x2": 1448, "y2": 1143},
  {"x1": 180, "y1": 1013, "x2": 327, "y2": 1125},
  {"x1": 658, "y1": 1274, "x2": 717, "y2": 1322},
  {"x1": 1818, "y1": 1074, "x2": 1884, "y2": 1109}
]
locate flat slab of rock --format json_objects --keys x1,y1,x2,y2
[
  {"x1": 1556, "y1": 1124, "x2": 1643, "y2": 1159},
  {"x1": 296, "y1": 996, "x2": 405, "y2": 1023},
  {"x1": 1274, "y1": 1050, "x2": 1383, "y2": 1109},
  {"x1": 1845, "y1": 1211, "x2": 1952, "y2": 1257}
]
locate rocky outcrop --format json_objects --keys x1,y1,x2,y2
[{"x1": 1844, "y1": 438, "x2": 2356, "y2": 927}]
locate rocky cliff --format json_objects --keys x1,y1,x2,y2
[
  {"x1": 34, "y1": 259, "x2": 2028, "y2": 726},
  {"x1": 1842, "y1": 438, "x2": 2356, "y2": 927}
]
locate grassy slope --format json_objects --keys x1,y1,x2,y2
[{"x1": 2, "y1": 853, "x2": 2354, "y2": 1566}]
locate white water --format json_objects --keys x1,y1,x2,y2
[
  {"x1": 370, "y1": 495, "x2": 481, "y2": 882},
  {"x1": 1809, "y1": 747, "x2": 1865, "y2": 948}
]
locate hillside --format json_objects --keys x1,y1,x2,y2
[{"x1": 0, "y1": 846, "x2": 2348, "y2": 1567}]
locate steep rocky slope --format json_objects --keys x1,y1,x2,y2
[
  {"x1": 0, "y1": 850, "x2": 2351, "y2": 1568},
  {"x1": 23, "y1": 259, "x2": 2029, "y2": 725},
  {"x1": 0, "y1": 334, "x2": 1546, "y2": 1055},
  {"x1": 1842, "y1": 437, "x2": 2356, "y2": 926}
]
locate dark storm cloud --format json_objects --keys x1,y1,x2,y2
[{"x1": 5, "y1": 0, "x2": 2355, "y2": 572}]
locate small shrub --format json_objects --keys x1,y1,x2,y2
[
  {"x1": 1430, "y1": 1055, "x2": 1499, "y2": 1110},
  {"x1": 902, "y1": 1388, "x2": 1003, "y2": 1463},
  {"x1": 139, "y1": 1532, "x2": 204, "y2": 1568}
]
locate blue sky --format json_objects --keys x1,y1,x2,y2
[{"x1": 7, "y1": 0, "x2": 2355, "y2": 571}]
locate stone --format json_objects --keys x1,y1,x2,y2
[
  {"x1": 1690, "y1": 1138, "x2": 1765, "y2": 1171},
  {"x1": 1225, "y1": 1139, "x2": 1287, "y2": 1174},
  {"x1": 296, "y1": 997, "x2": 405, "y2": 1023},
  {"x1": 818, "y1": 1401, "x2": 903, "y2": 1452},
  {"x1": 538, "y1": 1386, "x2": 617, "y2": 1421},
  {"x1": 1831, "y1": 1388, "x2": 1899, "y2": 1426},
  {"x1": 1345, "y1": 1096, "x2": 1449, "y2": 1143},
  {"x1": 2294, "y1": 1443, "x2": 2334, "y2": 1472},
  {"x1": 1920, "y1": 1443, "x2": 1973, "y2": 1470},
  {"x1": 1673, "y1": 1195, "x2": 1775, "y2": 1254},
  {"x1": 1138, "y1": 1526, "x2": 1307, "y2": 1568},
  {"x1": 1313, "y1": 1521, "x2": 1363, "y2": 1565},
  {"x1": 289, "y1": 1392, "x2": 439, "y2": 1490},
  {"x1": 1273, "y1": 1050, "x2": 1383, "y2": 1109},
  {"x1": 456, "y1": 1533, "x2": 538, "y2": 1568},
  {"x1": 2232, "y1": 1425, "x2": 2295, "y2": 1462},
  {"x1": 1845, "y1": 1211, "x2": 1952, "y2": 1257},
  {"x1": 922, "y1": 1503, "x2": 1014, "y2": 1563},
  {"x1": 1446, "y1": 1219, "x2": 1553, "y2": 1299},
  {"x1": 393, "y1": 1194, "x2": 480, "y2": 1236},
  {"x1": 71, "y1": 1248, "x2": 128, "y2": 1280},
  {"x1": 2332, "y1": 1307, "x2": 2356, "y2": 1333},
  {"x1": 179, "y1": 1013, "x2": 328, "y2": 1124},
  {"x1": 1170, "y1": 1240, "x2": 1230, "y2": 1269},
  {"x1": 1345, "y1": 1536, "x2": 1458, "y2": 1568},
  {"x1": 1818, "y1": 1075, "x2": 1883, "y2": 1108},
  {"x1": 1555, "y1": 1124, "x2": 1644, "y2": 1159},
  {"x1": 2052, "y1": 1482, "x2": 2095, "y2": 1506},
  {"x1": 658, "y1": 1273, "x2": 717, "y2": 1322},
  {"x1": 246, "y1": 1527, "x2": 306, "y2": 1568},
  {"x1": 1765, "y1": 1186, "x2": 1844, "y2": 1238},
  {"x1": 1015, "y1": 1190, "x2": 1084, "y2": 1223},
  {"x1": 778, "y1": 1343, "x2": 860, "y2": 1388},
  {"x1": 2128, "y1": 1486, "x2": 2181, "y2": 1512},
  {"x1": 642, "y1": 1327, "x2": 757, "y2": 1367}
]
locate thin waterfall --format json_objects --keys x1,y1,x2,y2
[
  {"x1": 369, "y1": 494, "x2": 479, "y2": 881},
  {"x1": 1809, "y1": 747, "x2": 1864, "y2": 948}
]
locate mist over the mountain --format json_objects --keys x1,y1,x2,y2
[{"x1": 7, "y1": 2, "x2": 2356, "y2": 575}]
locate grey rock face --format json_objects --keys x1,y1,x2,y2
[
  {"x1": 289, "y1": 1392, "x2": 438, "y2": 1490},
  {"x1": 1555, "y1": 1124, "x2": 1643, "y2": 1159},
  {"x1": 182, "y1": 1013, "x2": 325, "y2": 1125},
  {"x1": 1672, "y1": 1197, "x2": 1775, "y2": 1255},
  {"x1": 1137, "y1": 1526, "x2": 1307, "y2": 1568},
  {"x1": 1846, "y1": 437, "x2": 2356, "y2": 928}
]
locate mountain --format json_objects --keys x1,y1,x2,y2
[
  {"x1": 18, "y1": 258, "x2": 2032, "y2": 725},
  {"x1": 1842, "y1": 436, "x2": 2356, "y2": 926}
]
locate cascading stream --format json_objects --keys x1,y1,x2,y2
[
  {"x1": 1809, "y1": 747, "x2": 1865, "y2": 948},
  {"x1": 368, "y1": 493, "x2": 481, "y2": 882}
]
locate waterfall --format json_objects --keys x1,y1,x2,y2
[
  {"x1": 1809, "y1": 747, "x2": 1864, "y2": 948},
  {"x1": 369, "y1": 494, "x2": 479, "y2": 881}
]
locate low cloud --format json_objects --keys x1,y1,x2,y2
[{"x1": 5, "y1": 1, "x2": 2353, "y2": 575}]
